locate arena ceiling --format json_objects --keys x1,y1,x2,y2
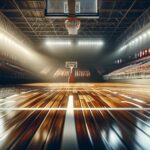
[{"x1": 0, "y1": 0, "x2": 149, "y2": 44}]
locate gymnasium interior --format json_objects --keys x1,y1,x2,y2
[{"x1": 0, "y1": 0, "x2": 150, "y2": 149}]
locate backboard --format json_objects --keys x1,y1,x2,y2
[
  {"x1": 65, "y1": 61, "x2": 78, "y2": 69},
  {"x1": 45, "y1": 0, "x2": 99, "y2": 18}
]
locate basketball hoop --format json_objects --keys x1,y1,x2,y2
[
  {"x1": 65, "y1": 61, "x2": 78, "y2": 83},
  {"x1": 65, "y1": 61, "x2": 78, "y2": 69},
  {"x1": 65, "y1": 18, "x2": 81, "y2": 35}
]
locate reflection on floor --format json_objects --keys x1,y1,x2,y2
[{"x1": 0, "y1": 83, "x2": 150, "y2": 150}]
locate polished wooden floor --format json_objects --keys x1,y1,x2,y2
[{"x1": 0, "y1": 83, "x2": 150, "y2": 150}]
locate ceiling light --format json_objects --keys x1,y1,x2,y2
[
  {"x1": 78, "y1": 40, "x2": 104, "y2": 46},
  {"x1": 146, "y1": 29, "x2": 150, "y2": 35},
  {"x1": 142, "y1": 33, "x2": 147, "y2": 38},
  {"x1": 135, "y1": 38, "x2": 138, "y2": 43},
  {"x1": 119, "y1": 44, "x2": 127, "y2": 51},
  {"x1": 129, "y1": 42, "x2": 132, "y2": 46},
  {"x1": 45, "y1": 40, "x2": 72, "y2": 46}
]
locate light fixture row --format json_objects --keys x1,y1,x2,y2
[
  {"x1": 45, "y1": 40, "x2": 104, "y2": 47},
  {"x1": 46, "y1": 41, "x2": 72, "y2": 46},
  {"x1": 78, "y1": 41, "x2": 104, "y2": 46},
  {"x1": 119, "y1": 29, "x2": 150, "y2": 52}
]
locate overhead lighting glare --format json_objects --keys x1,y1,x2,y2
[
  {"x1": 119, "y1": 44, "x2": 127, "y2": 51},
  {"x1": 142, "y1": 33, "x2": 147, "y2": 38},
  {"x1": 138, "y1": 35, "x2": 142, "y2": 41},
  {"x1": 147, "y1": 29, "x2": 150, "y2": 35},
  {"x1": 45, "y1": 40, "x2": 72, "y2": 46},
  {"x1": 134, "y1": 38, "x2": 138, "y2": 43},
  {"x1": 0, "y1": 29, "x2": 31, "y2": 57},
  {"x1": 118, "y1": 28, "x2": 150, "y2": 52},
  {"x1": 78, "y1": 41, "x2": 104, "y2": 46}
]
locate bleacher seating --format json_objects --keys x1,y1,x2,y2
[{"x1": 104, "y1": 57, "x2": 150, "y2": 80}]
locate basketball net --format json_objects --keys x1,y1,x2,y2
[{"x1": 65, "y1": 18, "x2": 81, "y2": 35}]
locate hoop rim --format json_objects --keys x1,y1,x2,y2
[{"x1": 65, "y1": 17, "x2": 80, "y2": 21}]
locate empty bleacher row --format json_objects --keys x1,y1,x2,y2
[{"x1": 104, "y1": 56, "x2": 150, "y2": 80}]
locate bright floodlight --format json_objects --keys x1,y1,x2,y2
[
  {"x1": 147, "y1": 29, "x2": 150, "y2": 35},
  {"x1": 119, "y1": 45, "x2": 127, "y2": 51},
  {"x1": 45, "y1": 40, "x2": 72, "y2": 46},
  {"x1": 78, "y1": 40, "x2": 104, "y2": 47},
  {"x1": 142, "y1": 33, "x2": 147, "y2": 38},
  {"x1": 118, "y1": 28, "x2": 150, "y2": 52}
]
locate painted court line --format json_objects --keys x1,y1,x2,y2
[
  {"x1": 61, "y1": 95, "x2": 78, "y2": 150},
  {"x1": 0, "y1": 108, "x2": 150, "y2": 111}
]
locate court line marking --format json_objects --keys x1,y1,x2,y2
[
  {"x1": 61, "y1": 95, "x2": 79, "y2": 150},
  {"x1": 0, "y1": 108, "x2": 150, "y2": 111},
  {"x1": 121, "y1": 101, "x2": 143, "y2": 108}
]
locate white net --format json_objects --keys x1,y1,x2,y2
[{"x1": 65, "y1": 18, "x2": 81, "y2": 35}]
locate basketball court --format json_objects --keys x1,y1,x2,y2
[{"x1": 0, "y1": 0, "x2": 150, "y2": 150}]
